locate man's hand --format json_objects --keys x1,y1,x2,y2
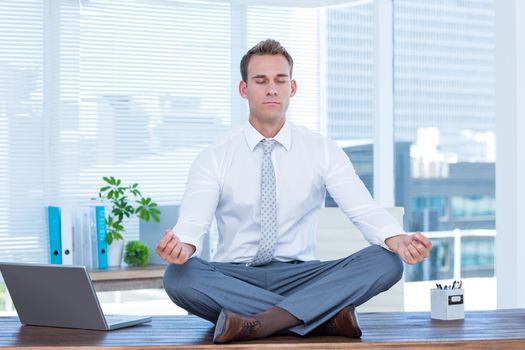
[
  {"x1": 155, "y1": 229, "x2": 196, "y2": 264},
  {"x1": 385, "y1": 232, "x2": 432, "y2": 265}
]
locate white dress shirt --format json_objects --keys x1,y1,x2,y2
[{"x1": 174, "y1": 120, "x2": 405, "y2": 263}]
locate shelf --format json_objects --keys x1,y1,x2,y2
[{"x1": 88, "y1": 264, "x2": 166, "y2": 292}]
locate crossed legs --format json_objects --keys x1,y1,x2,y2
[{"x1": 163, "y1": 245, "x2": 403, "y2": 340}]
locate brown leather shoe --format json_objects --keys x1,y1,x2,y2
[
  {"x1": 213, "y1": 309, "x2": 262, "y2": 343},
  {"x1": 312, "y1": 305, "x2": 362, "y2": 338}
]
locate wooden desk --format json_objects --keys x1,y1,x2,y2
[
  {"x1": 1, "y1": 309, "x2": 525, "y2": 349},
  {"x1": 88, "y1": 264, "x2": 166, "y2": 292}
]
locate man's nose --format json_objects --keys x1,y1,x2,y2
[{"x1": 266, "y1": 83, "x2": 277, "y2": 95}]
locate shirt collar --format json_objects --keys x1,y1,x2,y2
[{"x1": 244, "y1": 119, "x2": 292, "y2": 152}]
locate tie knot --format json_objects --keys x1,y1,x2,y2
[{"x1": 261, "y1": 139, "x2": 277, "y2": 155}]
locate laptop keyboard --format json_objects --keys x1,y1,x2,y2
[{"x1": 105, "y1": 315, "x2": 140, "y2": 324}]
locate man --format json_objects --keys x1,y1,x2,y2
[{"x1": 156, "y1": 39, "x2": 432, "y2": 344}]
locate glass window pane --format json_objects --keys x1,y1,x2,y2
[
  {"x1": 325, "y1": 2, "x2": 375, "y2": 206},
  {"x1": 393, "y1": 0, "x2": 496, "y2": 308}
]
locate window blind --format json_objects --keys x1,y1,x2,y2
[
  {"x1": 247, "y1": 6, "x2": 320, "y2": 132},
  {"x1": 1, "y1": 0, "x2": 372, "y2": 263},
  {"x1": 0, "y1": 0, "x2": 45, "y2": 262},
  {"x1": 74, "y1": 0, "x2": 232, "y2": 208}
]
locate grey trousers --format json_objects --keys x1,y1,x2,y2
[{"x1": 163, "y1": 244, "x2": 403, "y2": 336}]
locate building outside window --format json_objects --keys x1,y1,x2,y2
[{"x1": 324, "y1": 0, "x2": 496, "y2": 309}]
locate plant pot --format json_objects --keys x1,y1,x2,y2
[{"x1": 107, "y1": 239, "x2": 124, "y2": 267}]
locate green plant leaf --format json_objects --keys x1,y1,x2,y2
[
  {"x1": 96, "y1": 176, "x2": 160, "y2": 243},
  {"x1": 138, "y1": 209, "x2": 150, "y2": 222},
  {"x1": 150, "y1": 208, "x2": 161, "y2": 215},
  {"x1": 123, "y1": 240, "x2": 149, "y2": 267},
  {"x1": 116, "y1": 214, "x2": 123, "y2": 222}
]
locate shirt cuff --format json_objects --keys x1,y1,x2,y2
[
  {"x1": 377, "y1": 225, "x2": 407, "y2": 251},
  {"x1": 173, "y1": 221, "x2": 207, "y2": 259}
]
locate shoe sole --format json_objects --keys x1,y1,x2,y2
[
  {"x1": 351, "y1": 307, "x2": 363, "y2": 337},
  {"x1": 213, "y1": 310, "x2": 228, "y2": 343}
]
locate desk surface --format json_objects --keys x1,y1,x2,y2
[
  {"x1": 89, "y1": 264, "x2": 166, "y2": 292},
  {"x1": 1, "y1": 309, "x2": 525, "y2": 349}
]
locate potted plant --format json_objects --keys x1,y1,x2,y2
[
  {"x1": 124, "y1": 240, "x2": 150, "y2": 267},
  {"x1": 94, "y1": 176, "x2": 161, "y2": 267}
]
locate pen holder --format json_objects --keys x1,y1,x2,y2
[{"x1": 430, "y1": 288, "x2": 464, "y2": 320}]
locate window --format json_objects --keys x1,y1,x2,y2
[
  {"x1": 1, "y1": 1, "x2": 500, "y2": 314},
  {"x1": 451, "y1": 195, "x2": 496, "y2": 218},
  {"x1": 0, "y1": 0, "x2": 45, "y2": 263},
  {"x1": 461, "y1": 235, "x2": 494, "y2": 278},
  {"x1": 0, "y1": 0, "x2": 351, "y2": 264},
  {"x1": 324, "y1": 2, "x2": 376, "y2": 205},
  {"x1": 393, "y1": 0, "x2": 496, "y2": 283},
  {"x1": 0, "y1": 0, "x2": 330, "y2": 313}
]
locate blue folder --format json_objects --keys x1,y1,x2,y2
[
  {"x1": 94, "y1": 206, "x2": 108, "y2": 269},
  {"x1": 47, "y1": 206, "x2": 62, "y2": 264}
]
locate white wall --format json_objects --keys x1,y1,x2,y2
[
  {"x1": 373, "y1": 0, "x2": 394, "y2": 207},
  {"x1": 495, "y1": 0, "x2": 525, "y2": 309}
]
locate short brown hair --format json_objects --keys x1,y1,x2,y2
[{"x1": 240, "y1": 39, "x2": 294, "y2": 82}]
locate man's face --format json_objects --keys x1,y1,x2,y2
[{"x1": 239, "y1": 54, "x2": 297, "y2": 125}]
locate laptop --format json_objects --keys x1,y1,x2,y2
[{"x1": 0, "y1": 262, "x2": 152, "y2": 330}]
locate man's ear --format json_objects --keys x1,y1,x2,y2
[
  {"x1": 290, "y1": 79, "x2": 297, "y2": 97},
  {"x1": 239, "y1": 80, "x2": 248, "y2": 99}
]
